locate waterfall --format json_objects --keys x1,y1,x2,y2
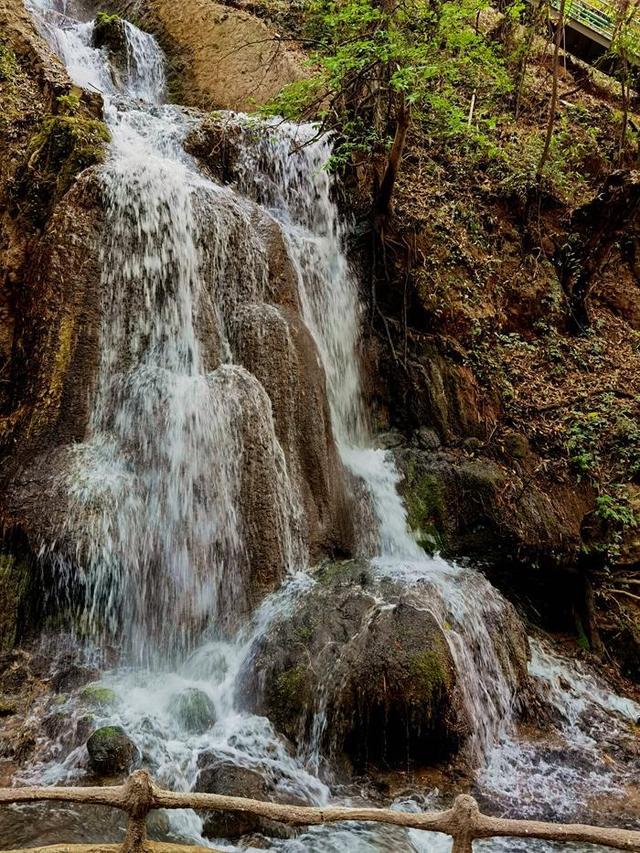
[
  {"x1": 32, "y1": 4, "x2": 311, "y2": 665},
  {"x1": 30, "y1": 0, "x2": 522, "y2": 758},
  {"x1": 12, "y1": 2, "x2": 639, "y2": 851},
  {"x1": 229, "y1": 119, "x2": 525, "y2": 762}
]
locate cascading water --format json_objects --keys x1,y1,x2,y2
[
  {"x1": 7, "y1": 1, "x2": 640, "y2": 851},
  {"x1": 35, "y1": 2, "x2": 308, "y2": 664},
  {"x1": 230, "y1": 122, "x2": 525, "y2": 764}
]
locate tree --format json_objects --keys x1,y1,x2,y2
[
  {"x1": 536, "y1": 0, "x2": 567, "y2": 182},
  {"x1": 270, "y1": 0, "x2": 511, "y2": 221}
]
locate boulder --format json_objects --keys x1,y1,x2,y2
[
  {"x1": 92, "y1": 12, "x2": 127, "y2": 56},
  {"x1": 80, "y1": 684, "x2": 118, "y2": 709},
  {"x1": 168, "y1": 688, "x2": 216, "y2": 734},
  {"x1": 240, "y1": 561, "x2": 468, "y2": 770},
  {"x1": 194, "y1": 758, "x2": 293, "y2": 840},
  {"x1": 86, "y1": 725, "x2": 140, "y2": 775},
  {"x1": 395, "y1": 444, "x2": 593, "y2": 562}
]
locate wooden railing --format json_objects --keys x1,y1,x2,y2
[{"x1": 2, "y1": 771, "x2": 640, "y2": 852}]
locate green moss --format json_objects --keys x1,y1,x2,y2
[
  {"x1": 409, "y1": 650, "x2": 451, "y2": 704},
  {"x1": 91, "y1": 724, "x2": 122, "y2": 742},
  {"x1": 276, "y1": 664, "x2": 307, "y2": 703},
  {"x1": 575, "y1": 616, "x2": 590, "y2": 652},
  {"x1": 271, "y1": 663, "x2": 309, "y2": 738},
  {"x1": 317, "y1": 559, "x2": 371, "y2": 587},
  {"x1": 92, "y1": 13, "x2": 127, "y2": 55},
  {"x1": 80, "y1": 684, "x2": 118, "y2": 708},
  {"x1": 14, "y1": 111, "x2": 110, "y2": 227},
  {"x1": 295, "y1": 621, "x2": 314, "y2": 643},
  {"x1": 0, "y1": 41, "x2": 17, "y2": 82},
  {"x1": 168, "y1": 688, "x2": 216, "y2": 733},
  {"x1": 0, "y1": 554, "x2": 30, "y2": 652},
  {"x1": 403, "y1": 463, "x2": 446, "y2": 551}
]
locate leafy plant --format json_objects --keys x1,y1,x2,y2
[{"x1": 267, "y1": 0, "x2": 511, "y2": 213}]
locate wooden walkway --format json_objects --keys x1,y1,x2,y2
[
  {"x1": 550, "y1": 0, "x2": 640, "y2": 68},
  {"x1": 1, "y1": 770, "x2": 640, "y2": 852}
]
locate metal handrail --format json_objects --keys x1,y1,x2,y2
[
  {"x1": 1, "y1": 770, "x2": 640, "y2": 853},
  {"x1": 549, "y1": 0, "x2": 640, "y2": 43}
]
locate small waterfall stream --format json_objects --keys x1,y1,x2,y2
[{"x1": 7, "y1": 1, "x2": 640, "y2": 851}]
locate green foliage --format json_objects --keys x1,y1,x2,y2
[
  {"x1": 566, "y1": 410, "x2": 602, "y2": 478},
  {"x1": 566, "y1": 400, "x2": 639, "y2": 556},
  {"x1": 56, "y1": 91, "x2": 82, "y2": 115},
  {"x1": 595, "y1": 493, "x2": 637, "y2": 529},
  {"x1": 80, "y1": 684, "x2": 118, "y2": 708},
  {"x1": 93, "y1": 12, "x2": 127, "y2": 54},
  {"x1": 267, "y1": 0, "x2": 511, "y2": 170},
  {"x1": 565, "y1": 397, "x2": 640, "y2": 484}
]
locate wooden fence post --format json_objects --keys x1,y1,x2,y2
[
  {"x1": 449, "y1": 795, "x2": 479, "y2": 853},
  {"x1": 121, "y1": 770, "x2": 155, "y2": 853}
]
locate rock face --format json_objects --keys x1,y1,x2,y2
[
  {"x1": 0, "y1": 0, "x2": 107, "y2": 465},
  {"x1": 110, "y1": 0, "x2": 305, "y2": 110},
  {"x1": 395, "y1": 442, "x2": 593, "y2": 561},
  {"x1": 86, "y1": 725, "x2": 140, "y2": 775},
  {"x1": 240, "y1": 561, "x2": 468, "y2": 770},
  {"x1": 0, "y1": 0, "x2": 108, "y2": 640},
  {"x1": 0, "y1": 554, "x2": 29, "y2": 652}
]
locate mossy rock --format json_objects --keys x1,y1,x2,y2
[
  {"x1": 402, "y1": 463, "x2": 447, "y2": 550},
  {"x1": 0, "y1": 41, "x2": 17, "y2": 82},
  {"x1": 12, "y1": 109, "x2": 109, "y2": 227},
  {"x1": 86, "y1": 725, "x2": 140, "y2": 775},
  {"x1": 80, "y1": 684, "x2": 118, "y2": 709},
  {"x1": 241, "y1": 567, "x2": 466, "y2": 769},
  {"x1": 168, "y1": 688, "x2": 216, "y2": 734},
  {"x1": 0, "y1": 554, "x2": 30, "y2": 653},
  {"x1": 92, "y1": 13, "x2": 127, "y2": 56},
  {"x1": 0, "y1": 695, "x2": 19, "y2": 717}
]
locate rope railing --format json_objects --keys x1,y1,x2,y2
[{"x1": 2, "y1": 770, "x2": 640, "y2": 853}]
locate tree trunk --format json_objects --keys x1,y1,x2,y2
[
  {"x1": 536, "y1": 0, "x2": 567, "y2": 182},
  {"x1": 374, "y1": 97, "x2": 411, "y2": 223}
]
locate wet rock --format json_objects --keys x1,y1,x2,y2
[
  {"x1": 147, "y1": 809, "x2": 171, "y2": 839},
  {"x1": 51, "y1": 658, "x2": 99, "y2": 693},
  {"x1": 395, "y1": 444, "x2": 591, "y2": 563},
  {"x1": 195, "y1": 758, "x2": 294, "y2": 840},
  {"x1": 414, "y1": 427, "x2": 441, "y2": 451},
  {"x1": 0, "y1": 554, "x2": 29, "y2": 652},
  {"x1": 2, "y1": 170, "x2": 105, "y2": 538},
  {"x1": 504, "y1": 431, "x2": 530, "y2": 460},
  {"x1": 86, "y1": 725, "x2": 140, "y2": 775},
  {"x1": 168, "y1": 688, "x2": 216, "y2": 734},
  {"x1": 377, "y1": 429, "x2": 405, "y2": 449},
  {"x1": 92, "y1": 12, "x2": 127, "y2": 56},
  {"x1": 80, "y1": 684, "x2": 118, "y2": 709},
  {"x1": 240, "y1": 561, "x2": 468, "y2": 770}
]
